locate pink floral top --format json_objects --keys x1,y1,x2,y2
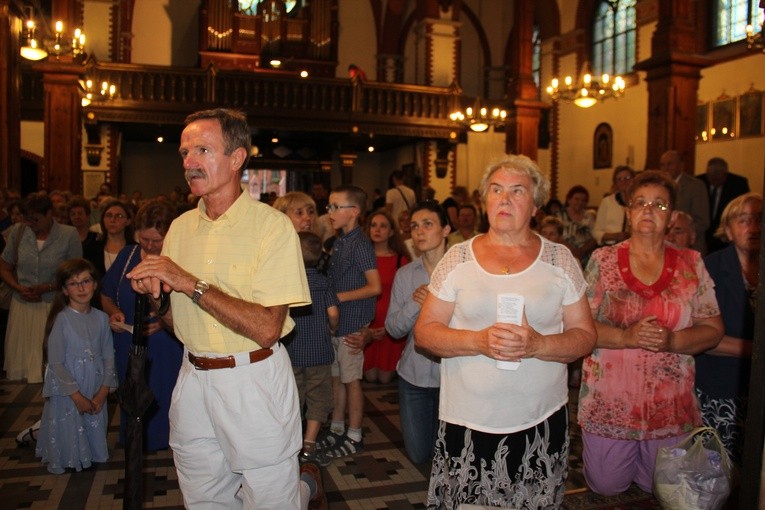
[{"x1": 578, "y1": 240, "x2": 720, "y2": 440}]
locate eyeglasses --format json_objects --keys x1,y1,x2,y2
[
  {"x1": 629, "y1": 198, "x2": 670, "y2": 211},
  {"x1": 104, "y1": 212, "x2": 127, "y2": 220},
  {"x1": 65, "y1": 278, "x2": 95, "y2": 290},
  {"x1": 326, "y1": 204, "x2": 356, "y2": 213}
]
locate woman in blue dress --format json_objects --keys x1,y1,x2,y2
[
  {"x1": 36, "y1": 258, "x2": 117, "y2": 474},
  {"x1": 101, "y1": 200, "x2": 182, "y2": 451}
]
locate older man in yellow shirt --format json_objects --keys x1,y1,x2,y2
[{"x1": 127, "y1": 109, "x2": 322, "y2": 509}]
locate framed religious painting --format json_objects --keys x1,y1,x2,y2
[
  {"x1": 593, "y1": 123, "x2": 612, "y2": 169},
  {"x1": 711, "y1": 97, "x2": 737, "y2": 140},
  {"x1": 695, "y1": 103, "x2": 709, "y2": 142},
  {"x1": 738, "y1": 89, "x2": 763, "y2": 138}
]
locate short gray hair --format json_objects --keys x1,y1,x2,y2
[{"x1": 478, "y1": 154, "x2": 550, "y2": 208}]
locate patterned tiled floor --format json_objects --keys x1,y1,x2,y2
[{"x1": 1, "y1": 379, "x2": 658, "y2": 509}]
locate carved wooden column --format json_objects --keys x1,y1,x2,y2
[
  {"x1": 0, "y1": 0, "x2": 21, "y2": 190},
  {"x1": 37, "y1": 61, "x2": 83, "y2": 193},
  {"x1": 634, "y1": 0, "x2": 711, "y2": 173},
  {"x1": 505, "y1": 0, "x2": 546, "y2": 161}
]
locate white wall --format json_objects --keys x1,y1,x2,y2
[
  {"x1": 337, "y1": 0, "x2": 376, "y2": 79},
  {"x1": 82, "y1": 1, "x2": 112, "y2": 62},
  {"x1": 131, "y1": 0, "x2": 200, "y2": 66}
]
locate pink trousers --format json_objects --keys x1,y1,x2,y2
[{"x1": 582, "y1": 429, "x2": 688, "y2": 495}]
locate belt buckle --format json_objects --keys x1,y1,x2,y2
[
  {"x1": 190, "y1": 354, "x2": 209, "y2": 371},
  {"x1": 232, "y1": 351, "x2": 251, "y2": 367}
]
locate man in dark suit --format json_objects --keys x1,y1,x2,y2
[
  {"x1": 659, "y1": 150, "x2": 709, "y2": 254},
  {"x1": 697, "y1": 157, "x2": 750, "y2": 253}
]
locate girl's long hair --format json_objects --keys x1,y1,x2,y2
[
  {"x1": 42, "y1": 258, "x2": 100, "y2": 368},
  {"x1": 366, "y1": 209, "x2": 408, "y2": 258}
]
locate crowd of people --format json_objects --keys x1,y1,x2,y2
[{"x1": 0, "y1": 109, "x2": 760, "y2": 508}]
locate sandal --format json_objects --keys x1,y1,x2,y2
[{"x1": 15, "y1": 426, "x2": 38, "y2": 447}]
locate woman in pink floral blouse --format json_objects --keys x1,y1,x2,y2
[{"x1": 578, "y1": 170, "x2": 724, "y2": 496}]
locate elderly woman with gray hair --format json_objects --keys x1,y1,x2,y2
[
  {"x1": 414, "y1": 154, "x2": 596, "y2": 509},
  {"x1": 696, "y1": 192, "x2": 762, "y2": 465}
]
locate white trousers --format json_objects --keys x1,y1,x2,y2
[{"x1": 169, "y1": 344, "x2": 306, "y2": 509}]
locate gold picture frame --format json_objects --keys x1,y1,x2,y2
[
  {"x1": 711, "y1": 97, "x2": 737, "y2": 141},
  {"x1": 695, "y1": 103, "x2": 709, "y2": 142},
  {"x1": 593, "y1": 123, "x2": 613, "y2": 169},
  {"x1": 739, "y1": 90, "x2": 763, "y2": 138}
]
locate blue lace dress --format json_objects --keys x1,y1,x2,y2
[{"x1": 36, "y1": 306, "x2": 117, "y2": 474}]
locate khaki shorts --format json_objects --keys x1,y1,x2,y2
[
  {"x1": 331, "y1": 334, "x2": 364, "y2": 383},
  {"x1": 292, "y1": 364, "x2": 333, "y2": 423}
]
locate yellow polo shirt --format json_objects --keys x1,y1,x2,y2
[{"x1": 162, "y1": 192, "x2": 310, "y2": 354}]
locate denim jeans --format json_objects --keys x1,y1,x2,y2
[{"x1": 398, "y1": 376, "x2": 440, "y2": 464}]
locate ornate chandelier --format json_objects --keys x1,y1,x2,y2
[
  {"x1": 19, "y1": 10, "x2": 86, "y2": 62},
  {"x1": 80, "y1": 78, "x2": 117, "y2": 107},
  {"x1": 450, "y1": 97, "x2": 507, "y2": 133},
  {"x1": 546, "y1": 64, "x2": 626, "y2": 108}
]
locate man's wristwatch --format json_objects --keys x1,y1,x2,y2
[{"x1": 191, "y1": 280, "x2": 209, "y2": 305}]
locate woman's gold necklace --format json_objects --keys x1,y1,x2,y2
[
  {"x1": 629, "y1": 251, "x2": 662, "y2": 285},
  {"x1": 499, "y1": 250, "x2": 524, "y2": 275}
]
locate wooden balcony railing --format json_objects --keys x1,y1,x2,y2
[{"x1": 21, "y1": 60, "x2": 463, "y2": 140}]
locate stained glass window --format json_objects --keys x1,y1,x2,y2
[
  {"x1": 711, "y1": 0, "x2": 762, "y2": 47},
  {"x1": 592, "y1": 0, "x2": 636, "y2": 76}
]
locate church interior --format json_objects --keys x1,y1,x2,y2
[{"x1": 1, "y1": 0, "x2": 765, "y2": 508}]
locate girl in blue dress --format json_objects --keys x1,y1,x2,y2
[{"x1": 36, "y1": 258, "x2": 117, "y2": 474}]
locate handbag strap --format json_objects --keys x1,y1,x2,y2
[
  {"x1": 115, "y1": 245, "x2": 141, "y2": 311},
  {"x1": 396, "y1": 186, "x2": 411, "y2": 209},
  {"x1": 677, "y1": 426, "x2": 728, "y2": 453}
]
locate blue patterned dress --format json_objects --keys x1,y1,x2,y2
[{"x1": 36, "y1": 306, "x2": 117, "y2": 474}]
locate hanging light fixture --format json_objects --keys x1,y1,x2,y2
[
  {"x1": 546, "y1": 63, "x2": 626, "y2": 108},
  {"x1": 20, "y1": 16, "x2": 47, "y2": 60},
  {"x1": 450, "y1": 97, "x2": 507, "y2": 133},
  {"x1": 80, "y1": 79, "x2": 117, "y2": 107},
  {"x1": 18, "y1": 8, "x2": 86, "y2": 62}
]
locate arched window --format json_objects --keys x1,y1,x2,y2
[
  {"x1": 710, "y1": 0, "x2": 762, "y2": 47},
  {"x1": 592, "y1": 0, "x2": 636, "y2": 76}
]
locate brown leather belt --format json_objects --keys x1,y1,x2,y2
[{"x1": 188, "y1": 348, "x2": 274, "y2": 370}]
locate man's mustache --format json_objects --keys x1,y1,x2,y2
[{"x1": 185, "y1": 169, "x2": 205, "y2": 181}]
